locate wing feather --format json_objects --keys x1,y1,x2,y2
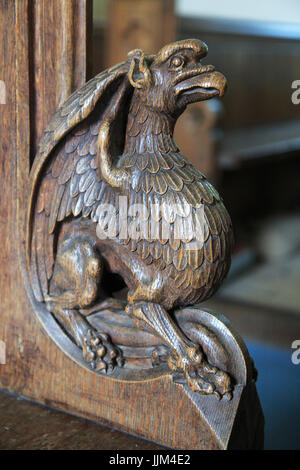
[{"x1": 28, "y1": 61, "x2": 129, "y2": 301}]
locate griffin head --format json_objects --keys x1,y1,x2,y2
[{"x1": 127, "y1": 39, "x2": 227, "y2": 117}]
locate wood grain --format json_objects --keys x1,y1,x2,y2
[
  {"x1": 0, "y1": 390, "x2": 164, "y2": 450},
  {"x1": 29, "y1": 0, "x2": 93, "y2": 155},
  {"x1": 0, "y1": 1, "x2": 263, "y2": 450},
  {"x1": 178, "y1": 16, "x2": 300, "y2": 130},
  {"x1": 103, "y1": 0, "x2": 221, "y2": 184},
  {"x1": 0, "y1": 1, "x2": 221, "y2": 449},
  {"x1": 106, "y1": 0, "x2": 175, "y2": 67}
]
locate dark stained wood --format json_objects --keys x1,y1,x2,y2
[
  {"x1": 0, "y1": 2, "x2": 263, "y2": 450},
  {"x1": 95, "y1": 12, "x2": 300, "y2": 174},
  {"x1": 99, "y1": 0, "x2": 222, "y2": 184},
  {"x1": 106, "y1": 0, "x2": 175, "y2": 67},
  {"x1": 29, "y1": 0, "x2": 93, "y2": 155},
  {"x1": 0, "y1": 390, "x2": 164, "y2": 450},
  {"x1": 23, "y1": 35, "x2": 263, "y2": 447},
  {"x1": 26, "y1": 38, "x2": 234, "y2": 400}
]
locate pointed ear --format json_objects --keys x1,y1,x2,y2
[{"x1": 128, "y1": 49, "x2": 151, "y2": 89}]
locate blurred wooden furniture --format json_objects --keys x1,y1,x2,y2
[
  {"x1": 178, "y1": 16, "x2": 300, "y2": 168},
  {"x1": 177, "y1": 15, "x2": 300, "y2": 256},
  {"x1": 106, "y1": 0, "x2": 175, "y2": 68},
  {"x1": 174, "y1": 100, "x2": 222, "y2": 184}
]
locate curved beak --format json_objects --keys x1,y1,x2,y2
[{"x1": 174, "y1": 67, "x2": 227, "y2": 106}]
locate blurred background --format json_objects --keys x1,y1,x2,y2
[{"x1": 91, "y1": 0, "x2": 300, "y2": 449}]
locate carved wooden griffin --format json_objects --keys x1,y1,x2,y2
[{"x1": 27, "y1": 39, "x2": 234, "y2": 399}]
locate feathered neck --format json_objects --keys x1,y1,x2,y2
[{"x1": 124, "y1": 100, "x2": 177, "y2": 155}]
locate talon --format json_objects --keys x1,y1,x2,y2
[
  {"x1": 169, "y1": 346, "x2": 233, "y2": 397},
  {"x1": 226, "y1": 392, "x2": 233, "y2": 401},
  {"x1": 95, "y1": 360, "x2": 107, "y2": 372},
  {"x1": 204, "y1": 382, "x2": 214, "y2": 395},
  {"x1": 85, "y1": 353, "x2": 95, "y2": 362},
  {"x1": 96, "y1": 345, "x2": 106, "y2": 357},
  {"x1": 90, "y1": 337, "x2": 100, "y2": 347},
  {"x1": 82, "y1": 329, "x2": 123, "y2": 371},
  {"x1": 109, "y1": 349, "x2": 117, "y2": 359},
  {"x1": 83, "y1": 347, "x2": 95, "y2": 363},
  {"x1": 187, "y1": 374, "x2": 215, "y2": 395}
]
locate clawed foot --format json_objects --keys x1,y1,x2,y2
[
  {"x1": 169, "y1": 347, "x2": 232, "y2": 400},
  {"x1": 82, "y1": 329, "x2": 124, "y2": 373}
]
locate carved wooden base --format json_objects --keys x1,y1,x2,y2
[
  {"x1": 32, "y1": 300, "x2": 264, "y2": 449},
  {"x1": 81, "y1": 368, "x2": 263, "y2": 450}
]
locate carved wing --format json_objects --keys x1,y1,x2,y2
[{"x1": 27, "y1": 62, "x2": 130, "y2": 302}]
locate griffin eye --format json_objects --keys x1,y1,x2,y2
[{"x1": 170, "y1": 56, "x2": 184, "y2": 68}]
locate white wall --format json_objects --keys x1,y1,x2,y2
[{"x1": 176, "y1": 0, "x2": 300, "y2": 24}]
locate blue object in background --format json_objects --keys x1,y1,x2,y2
[{"x1": 246, "y1": 340, "x2": 300, "y2": 450}]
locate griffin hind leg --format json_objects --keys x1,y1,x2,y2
[
  {"x1": 45, "y1": 235, "x2": 123, "y2": 371},
  {"x1": 99, "y1": 240, "x2": 232, "y2": 395},
  {"x1": 122, "y1": 256, "x2": 232, "y2": 398},
  {"x1": 126, "y1": 301, "x2": 231, "y2": 398}
]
